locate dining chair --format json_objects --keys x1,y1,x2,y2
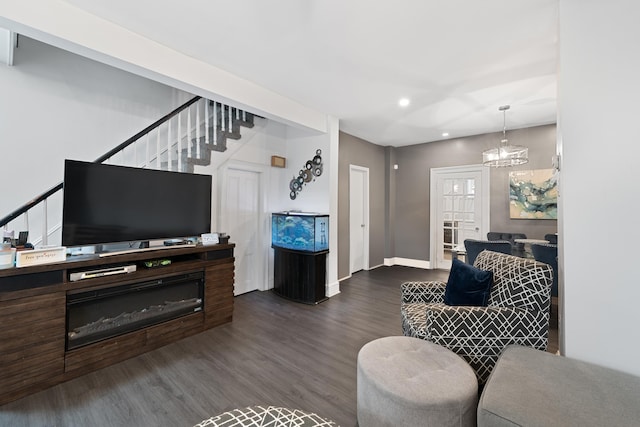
[
  {"x1": 531, "y1": 243, "x2": 558, "y2": 297},
  {"x1": 487, "y1": 232, "x2": 527, "y2": 257},
  {"x1": 464, "y1": 239, "x2": 513, "y2": 266}
]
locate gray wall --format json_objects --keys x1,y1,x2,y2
[
  {"x1": 393, "y1": 124, "x2": 557, "y2": 260},
  {"x1": 338, "y1": 124, "x2": 557, "y2": 275},
  {"x1": 487, "y1": 125, "x2": 558, "y2": 240},
  {"x1": 338, "y1": 132, "x2": 386, "y2": 279}
]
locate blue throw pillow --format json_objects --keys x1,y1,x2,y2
[{"x1": 444, "y1": 259, "x2": 493, "y2": 306}]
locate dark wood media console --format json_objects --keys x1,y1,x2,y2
[{"x1": 0, "y1": 244, "x2": 234, "y2": 406}]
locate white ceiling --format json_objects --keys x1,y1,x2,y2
[{"x1": 63, "y1": 0, "x2": 558, "y2": 147}]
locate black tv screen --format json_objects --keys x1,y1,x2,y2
[{"x1": 62, "y1": 160, "x2": 212, "y2": 247}]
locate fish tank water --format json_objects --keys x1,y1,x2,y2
[{"x1": 271, "y1": 212, "x2": 329, "y2": 253}]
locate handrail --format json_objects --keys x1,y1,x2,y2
[
  {"x1": 95, "y1": 96, "x2": 201, "y2": 163},
  {"x1": 0, "y1": 183, "x2": 63, "y2": 228},
  {"x1": 0, "y1": 96, "x2": 203, "y2": 228}
]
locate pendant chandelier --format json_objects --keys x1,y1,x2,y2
[{"x1": 482, "y1": 105, "x2": 528, "y2": 167}]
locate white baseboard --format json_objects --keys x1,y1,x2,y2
[
  {"x1": 338, "y1": 274, "x2": 352, "y2": 282},
  {"x1": 384, "y1": 257, "x2": 431, "y2": 269},
  {"x1": 326, "y1": 280, "x2": 340, "y2": 297},
  {"x1": 368, "y1": 263, "x2": 385, "y2": 270}
]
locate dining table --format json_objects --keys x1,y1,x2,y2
[{"x1": 514, "y1": 238, "x2": 550, "y2": 257}]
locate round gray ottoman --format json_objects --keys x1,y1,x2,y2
[{"x1": 357, "y1": 336, "x2": 478, "y2": 427}]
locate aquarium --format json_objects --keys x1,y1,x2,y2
[{"x1": 271, "y1": 212, "x2": 329, "y2": 253}]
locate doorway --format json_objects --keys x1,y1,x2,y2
[
  {"x1": 349, "y1": 165, "x2": 369, "y2": 274},
  {"x1": 219, "y1": 162, "x2": 266, "y2": 295},
  {"x1": 430, "y1": 165, "x2": 489, "y2": 269}
]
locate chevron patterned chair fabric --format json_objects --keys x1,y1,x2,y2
[{"x1": 401, "y1": 250, "x2": 553, "y2": 384}]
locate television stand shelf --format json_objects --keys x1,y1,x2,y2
[
  {"x1": 0, "y1": 243, "x2": 234, "y2": 406},
  {"x1": 97, "y1": 242, "x2": 197, "y2": 257}
]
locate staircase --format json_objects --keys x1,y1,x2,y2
[
  {"x1": 157, "y1": 99, "x2": 257, "y2": 173},
  {"x1": 107, "y1": 97, "x2": 257, "y2": 173},
  {"x1": 0, "y1": 96, "x2": 259, "y2": 246}
]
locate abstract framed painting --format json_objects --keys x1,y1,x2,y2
[{"x1": 509, "y1": 169, "x2": 558, "y2": 219}]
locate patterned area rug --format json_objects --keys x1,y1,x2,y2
[{"x1": 194, "y1": 405, "x2": 339, "y2": 427}]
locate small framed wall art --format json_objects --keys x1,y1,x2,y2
[{"x1": 271, "y1": 156, "x2": 286, "y2": 168}]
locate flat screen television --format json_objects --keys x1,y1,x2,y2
[{"x1": 62, "y1": 160, "x2": 212, "y2": 248}]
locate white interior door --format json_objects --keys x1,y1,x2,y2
[
  {"x1": 224, "y1": 167, "x2": 262, "y2": 295},
  {"x1": 350, "y1": 165, "x2": 369, "y2": 273},
  {"x1": 430, "y1": 165, "x2": 489, "y2": 269}
]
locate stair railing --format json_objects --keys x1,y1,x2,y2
[{"x1": 1, "y1": 95, "x2": 256, "y2": 247}]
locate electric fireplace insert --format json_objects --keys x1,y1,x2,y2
[{"x1": 66, "y1": 272, "x2": 204, "y2": 350}]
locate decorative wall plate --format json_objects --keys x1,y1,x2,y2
[{"x1": 288, "y1": 148, "x2": 324, "y2": 200}]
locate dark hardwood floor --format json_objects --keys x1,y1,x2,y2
[{"x1": 0, "y1": 266, "x2": 558, "y2": 427}]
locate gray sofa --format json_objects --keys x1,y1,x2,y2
[{"x1": 478, "y1": 345, "x2": 640, "y2": 426}]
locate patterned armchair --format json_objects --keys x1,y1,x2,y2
[{"x1": 401, "y1": 250, "x2": 553, "y2": 384}]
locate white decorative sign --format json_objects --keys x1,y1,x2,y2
[
  {"x1": 201, "y1": 233, "x2": 219, "y2": 246},
  {"x1": 16, "y1": 247, "x2": 66, "y2": 267}
]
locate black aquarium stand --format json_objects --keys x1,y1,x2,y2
[{"x1": 272, "y1": 246, "x2": 328, "y2": 304}]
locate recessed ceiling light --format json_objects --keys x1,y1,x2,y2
[
  {"x1": 442, "y1": 132, "x2": 449, "y2": 137},
  {"x1": 398, "y1": 98, "x2": 410, "y2": 107}
]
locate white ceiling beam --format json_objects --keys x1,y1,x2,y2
[
  {"x1": 0, "y1": 27, "x2": 16, "y2": 66},
  {"x1": 0, "y1": 0, "x2": 328, "y2": 133}
]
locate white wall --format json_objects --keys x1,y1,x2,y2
[
  {"x1": 0, "y1": 36, "x2": 192, "y2": 244},
  {"x1": 192, "y1": 114, "x2": 338, "y2": 295},
  {"x1": 280, "y1": 127, "x2": 331, "y2": 214},
  {"x1": 559, "y1": 0, "x2": 640, "y2": 375},
  {"x1": 1, "y1": 32, "x2": 341, "y2": 300},
  {"x1": 0, "y1": 0, "x2": 328, "y2": 135},
  {"x1": 276, "y1": 119, "x2": 340, "y2": 296}
]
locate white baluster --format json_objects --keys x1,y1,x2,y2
[
  {"x1": 24, "y1": 211, "x2": 29, "y2": 238},
  {"x1": 213, "y1": 102, "x2": 218, "y2": 146},
  {"x1": 205, "y1": 100, "x2": 210, "y2": 146},
  {"x1": 167, "y1": 119, "x2": 172, "y2": 171},
  {"x1": 156, "y1": 126, "x2": 161, "y2": 169},
  {"x1": 221, "y1": 104, "x2": 226, "y2": 132},
  {"x1": 187, "y1": 105, "x2": 192, "y2": 160},
  {"x1": 177, "y1": 111, "x2": 182, "y2": 172},
  {"x1": 243, "y1": 110, "x2": 246, "y2": 122},
  {"x1": 145, "y1": 133, "x2": 150, "y2": 169},
  {"x1": 196, "y1": 101, "x2": 201, "y2": 159},
  {"x1": 236, "y1": 107, "x2": 239, "y2": 120},
  {"x1": 228, "y1": 105, "x2": 232, "y2": 133},
  {"x1": 42, "y1": 199, "x2": 48, "y2": 247}
]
